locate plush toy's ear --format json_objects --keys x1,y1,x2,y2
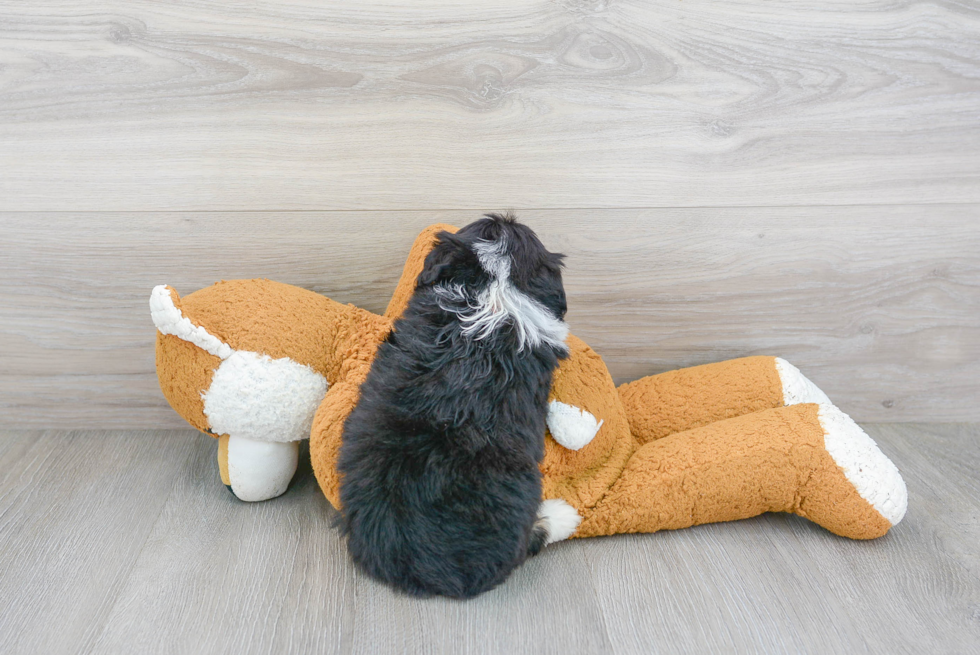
[{"x1": 417, "y1": 231, "x2": 472, "y2": 286}]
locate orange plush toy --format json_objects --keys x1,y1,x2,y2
[{"x1": 152, "y1": 224, "x2": 907, "y2": 541}]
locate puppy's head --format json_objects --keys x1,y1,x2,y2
[{"x1": 419, "y1": 213, "x2": 568, "y2": 353}]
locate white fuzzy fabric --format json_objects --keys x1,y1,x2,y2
[
  {"x1": 775, "y1": 357, "x2": 832, "y2": 406},
  {"x1": 149, "y1": 285, "x2": 233, "y2": 360},
  {"x1": 203, "y1": 351, "x2": 328, "y2": 444},
  {"x1": 226, "y1": 435, "x2": 299, "y2": 502},
  {"x1": 818, "y1": 404, "x2": 908, "y2": 526},
  {"x1": 437, "y1": 236, "x2": 569, "y2": 354},
  {"x1": 546, "y1": 400, "x2": 604, "y2": 451},
  {"x1": 537, "y1": 499, "x2": 582, "y2": 544}
]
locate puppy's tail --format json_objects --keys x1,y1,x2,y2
[{"x1": 528, "y1": 499, "x2": 582, "y2": 555}]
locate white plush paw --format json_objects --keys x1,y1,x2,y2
[
  {"x1": 546, "y1": 400, "x2": 604, "y2": 451},
  {"x1": 537, "y1": 499, "x2": 582, "y2": 544},
  {"x1": 818, "y1": 404, "x2": 908, "y2": 526},
  {"x1": 226, "y1": 436, "x2": 300, "y2": 502},
  {"x1": 775, "y1": 358, "x2": 832, "y2": 406}
]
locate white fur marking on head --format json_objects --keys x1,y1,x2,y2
[
  {"x1": 473, "y1": 236, "x2": 510, "y2": 279},
  {"x1": 150, "y1": 285, "x2": 233, "y2": 360},
  {"x1": 203, "y1": 350, "x2": 328, "y2": 443},
  {"x1": 775, "y1": 357, "x2": 832, "y2": 405},
  {"x1": 439, "y1": 237, "x2": 569, "y2": 353},
  {"x1": 818, "y1": 404, "x2": 908, "y2": 526},
  {"x1": 537, "y1": 499, "x2": 582, "y2": 544},
  {"x1": 546, "y1": 400, "x2": 603, "y2": 451}
]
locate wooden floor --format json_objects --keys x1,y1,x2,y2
[{"x1": 1, "y1": 425, "x2": 977, "y2": 655}]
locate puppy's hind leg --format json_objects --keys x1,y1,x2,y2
[{"x1": 529, "y1": 499, "x2": 582, "y2": 554}]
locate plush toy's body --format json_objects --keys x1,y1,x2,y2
[{"x1": 152, "y1": 225, "x2": 907, "y2": 540}]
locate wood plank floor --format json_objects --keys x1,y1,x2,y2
[{"x1": 1, "y1": 425, "x2": 977, "y2": 655}]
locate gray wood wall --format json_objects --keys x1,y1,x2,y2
[{"x1": 1, "y1": 1, "x2": 978, "y2": 427}]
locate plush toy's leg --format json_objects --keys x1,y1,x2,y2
[
  {"x1": 576, "y1": 403, "x2": 906, "y2": 540},
  {"x1": 216, "y1": 434, "x2": 299, "y2": 502},
  {"x1": 618, "y1": 356, "x2": 831, "y2": 445}
]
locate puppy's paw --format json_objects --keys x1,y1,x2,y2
[{"x1": 538, "y1": 499, "x2": 582, "y2": 544}]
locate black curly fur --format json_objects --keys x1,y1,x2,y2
[{"x1": 338, "y1": 214, "x2": 568, "y2": 599}]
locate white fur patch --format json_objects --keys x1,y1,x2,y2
[
  {"x1": 473, "y1": 237, "x2": 509, "y2": 279},
  {"x1": 438, "y1": 237, "x2": 569, "y2": 354},
  {"x1": 203, "y1": 350, "x2": 328, "y2": 444},
  {"x1": 546, "y1": 400, "x2": 603, "y2": 451},
  {"x1": 818, "y1": 404, "x2": 908, "y2": 526},
  {"x1": 537, "y1": 499, "x2": 582, "y2": 544},
  {"x1": 775, "y1": 357, "x2": 832, "y2": 405},
  {"x1": 150, "y1": 285, "x2": 233, "y2": 360},
  {"x1": 226, "y1": 435, "x2": 299, "y2": 502}
]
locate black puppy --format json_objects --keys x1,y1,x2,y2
[{"x1": 338, "y1": 214, "x2": 577, "y2": 598}]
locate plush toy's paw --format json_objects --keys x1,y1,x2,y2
[
  {"x1": 817, "y1": 404, "x2": 908, "y2": 526},
  {"x1": 218, "y1": 435, "x2": 300, "y2": 502},
  {"x1": 775, "y1": 358, "x2": 832, "y2": 406},
  {"x1": 797, "y1": 404, "x2": 907, "y2": 539},
  {"x1": 546, "y1": 400, "x2": 604, "y2": 451}
]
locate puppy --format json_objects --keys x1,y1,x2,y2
[{"x1": 338, "y1": 214, "x2": 572, "y2": 598}]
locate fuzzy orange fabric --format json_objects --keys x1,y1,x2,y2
[
  {"x1": 384, "y1": 223, "x2": 458, "y2": 320},
  {"x1": 155, "y1": 279, "x2": 391, "y2": 440},
  {"x1": 578, "y1": 403, "x2": 890, "y2": 539},
  {"x1": 618, "y1": 356, "x2": 784, "y2": 445},
  {"x1": 305, "y1": 226, "x2": 897, "y2": 540},
  {"x1": 154, "y1": 226, "x2": 901, "y2": 541},
  {"x1": 217, "y1": 435, "x2": 230, "y2": 485}
]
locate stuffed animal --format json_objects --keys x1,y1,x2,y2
[{"x1": 151, "y1": 224, "x2": 907, "y2": 540}]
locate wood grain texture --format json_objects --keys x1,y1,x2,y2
[
  {"x1": 90, "y1": 441, "x2": 359, "y2": 655},
  {"x1": 582, "y1": 432, "x2": 980, "y2": 654},
  {"x1": 1, "y1": 424, "x2": 978, "y2": 654},
  {"x1": 1, "y1": 207, "x2": 977, "y2": 427},
  {"x1": 0, "y1": 430, "x2": 198, "y2": 655},
  {"x1": 79, "y1": 438, "x2": 615, "y2": 655},
  {"x1": 1, "y1": 1, "x2": 979, "y2": 210}
]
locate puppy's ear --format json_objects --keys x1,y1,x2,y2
[
  {"x1": 417, "y1": 231, "x2": 470, "y2": 286},
  {"x1": 548, "y1": 251, "x2": 566, "y2": 270}
]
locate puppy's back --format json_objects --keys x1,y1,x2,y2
[
  {"x1": 341, "y1": 413, "x2": 546, "y2": 597},
  {"x1": 339, "y1": 215, "x2": 568, "y2": 598}
]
